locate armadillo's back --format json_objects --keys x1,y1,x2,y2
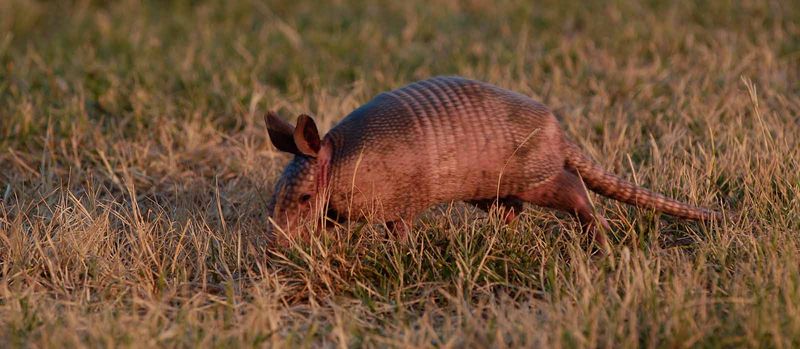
[{"x1": 325, "y1": 76, "x2": 564, "y2": 220}]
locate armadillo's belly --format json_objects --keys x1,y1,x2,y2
[{"x1": 326, "y1": 76, "x2": 566, "y2": 221}]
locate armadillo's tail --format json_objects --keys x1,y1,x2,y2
[{"x1": 564, "y1": 141, "x2": 723, "y2": 221}]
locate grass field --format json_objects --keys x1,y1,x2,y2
[{"x1": 1, "y1": 0, "x2": 799, "y2": 347}]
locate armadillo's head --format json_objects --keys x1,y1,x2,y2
[{"x1": 265, "y1": 112, "x2": 330, "y2": 246}]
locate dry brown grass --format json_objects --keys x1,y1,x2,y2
[{"x1": 1, "y1": 0, "x2": 799, "y2": 347}]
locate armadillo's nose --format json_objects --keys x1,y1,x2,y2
[
  {"x1": 266, "y1": 217, "x2": 294, "y2": 248},
  {"x1": 266, "y1": 214, "x2": 285, "y2": 247},
  {"x1": 265, "y1": 200, "x2": 279, "y2": 244},
  {"x1": 265, "y1": 216, "x2": 274, "y2": 235}
]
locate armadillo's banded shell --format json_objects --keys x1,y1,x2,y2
[{"x1": 324, "y1": 76, "x2": 565, "y2": 220}]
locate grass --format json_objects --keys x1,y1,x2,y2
[{"x1": 1, "y1": 0, "x2": 799, "y2": 347}]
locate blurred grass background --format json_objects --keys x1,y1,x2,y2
[{"x1": 1, "y1": 0, "x2": 799, "y2": 347}]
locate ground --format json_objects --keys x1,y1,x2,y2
[{"x1": 1, "y1": 0, "x2": 799, "y2": 347}]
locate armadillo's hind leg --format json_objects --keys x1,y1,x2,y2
[
  {"x1": 468, "y1": 198, "x2": 524, "y2": 224},
  {"x1": 518, "y1": 169, "x2": 610, "y2": 247}
]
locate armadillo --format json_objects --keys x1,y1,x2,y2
[{"x1": 265, "y1": 76, "x2": 721, "y2": 246}]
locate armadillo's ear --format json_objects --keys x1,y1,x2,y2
[
  {"x1": 265, "y1": 111, "x2": 301, "y2": 155},
  {"x1": 294, "y1": 114, "x2": 321, "y2": 157}
]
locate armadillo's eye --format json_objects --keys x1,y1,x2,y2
[{"x1": 299, "y1": 194, "x2": 312, "y2": 203}]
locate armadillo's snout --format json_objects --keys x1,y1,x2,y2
[
  {"x1": 265, "y1": 217, "x2": 287, "y2": 247},
  {"x1": 265, "y1": 199, "x2": 287, "y2": 247},
  {"x1": 266, "y1": 204, "x2": 301, "y2": 247},
  {"x1": 266, "y1": 214, "x2": 289, "y2": 247}
]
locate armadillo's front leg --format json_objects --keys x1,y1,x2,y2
[{"x1": 385, "y1": 219, "x2": 411, "y2": 243}]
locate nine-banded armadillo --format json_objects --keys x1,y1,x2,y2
[{"x1": 265, "y1": 76, "x2": 721, "y2": 246}]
